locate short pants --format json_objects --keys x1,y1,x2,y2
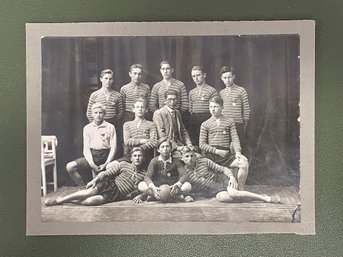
[
  {"x1": 74, "y1": 148, "x2": 110, "y2": 181},
  {"x1": 96, "y1": 177, "x2": 126, "y2": 203}
]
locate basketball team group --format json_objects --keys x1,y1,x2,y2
[{"x1": 45, "y1": 60, "x2": 281, "y2": 207}]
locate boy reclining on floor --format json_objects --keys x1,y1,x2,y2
[
  {"x1": 45, "y1": 147, "x2": 146, "y2": 206},
  {"x1": 180, "y1": 146, "x2": 280, "y2": 203}
]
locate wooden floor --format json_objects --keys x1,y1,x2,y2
[{"x1": 41, "y1": 185, "x2": 300, "y2": 223}]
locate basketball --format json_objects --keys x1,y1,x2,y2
[{"x1": 159, "y1": 184, "x2": 172, "y2": 203}]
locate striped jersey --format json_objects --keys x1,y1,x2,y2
[
  {"x1": 185, "y1": 157, "x2": 227, "y2": 192},
  {"x1": 123, "y1": 119, "x2": 158, "y2": 150},
  {"x1": 149, "y1": 78, "x2": 189, "y2": 113},
  {"x1": 219, "y1": 84, "x2": 250, "y2": 123},
  {"x1": 199, "y1": 115, "x2": 241, "y2": 153},
  {"x1": 189, "y1": 84, "x2": 218, "y2": 113},
  {"x1": 86, "y1": 89, "x2": 123, "y2": 123},
  {"x1": 97, "y1": 161, "x2": 146, "y2": 196},
  {"x1": 120, "y1": 82, "x2": 151, "y2": 112}
]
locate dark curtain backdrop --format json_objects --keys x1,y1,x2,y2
[
  {"x1": 42, "y1": 38, "x2": 89, "y2": 186},
  {"x1": 42, "y1": 35, "x2": 300, "y2": 187}
]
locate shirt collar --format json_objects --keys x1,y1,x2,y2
[
  {"x1": 92, "y1": 120, "x2": 106, "y2": 127},
  {"x1": 226, "y1": 83, "x2": 237, "y2": 89},
  {"x1": 213, "y1": 115, "x2": 223, "y2": 121},
  {"x1": 133, "y1": 117, "x2": 145, "y2": 123},
  {"x1": 130, "y1": 82, "x2": 141, "y2": 87},
  {"x1": 158, "y1": 155, "x2": 172, "y2": 163},
  {"x1": 197, "y1": 82, "x2": 206, "y2": 88},
  {"x1": 100, "y1": 87, "x2": 113, "y2": 94},
  {"x1": 163, "y1": 78, "x2": 174, "y2": 85},
  {"x1": 166, "y1": 106, "x2": 175, "y2": 113}
]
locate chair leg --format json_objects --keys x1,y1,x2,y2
[
  {"x1": 41, "y1": 165, "x2": 47, "y2": 196},
  {"x1": 53, "y1": 161, "x2": 58, "y2": 192}
]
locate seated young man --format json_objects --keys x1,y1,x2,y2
[
  {"x1": 134, "y1": 139, "x2": 192, "y2": 203},
  {"x1": 199, "y1": 96, "x2": 248, "y2": 190},
  {"x1": 45, "y1": 147, "x2": 147, "y2": 206},
  {"x1": 153, "y1": 89, "x2": 193, "y2": 158},
  {"x1": 66, "y1": 103, "x2": 117, "y2": 187},
  {"x1": 123, "y1": 97, "x2": 158, "y2": 169}
]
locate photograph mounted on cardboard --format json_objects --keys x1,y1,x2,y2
[{"x1": 26, "y1": 21, "x2": 315, "y2": 235}]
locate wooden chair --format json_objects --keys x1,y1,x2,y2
[{"x1": 41, "y1": 136, "x2": 58, "y2": 196}]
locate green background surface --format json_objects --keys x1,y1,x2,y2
[{"x1": 0, "y1": 1, "x2": 342, "y2": 256}]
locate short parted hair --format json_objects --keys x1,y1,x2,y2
[
  {"x1": 100, "y1": 69, "x2": 113, "y2": 78},
  {"x1": 164, "y1": 89, "x2": 179, "y2": 99},
  {"x1": 160, "y1": 60, "x2": 172, "y2": 68},
  {"x1": 91, "y1": 103, "x2": 106, "y2": 114},
  {"x1": 130, "y1": 64, "x2": 143, "y2": 72},
  {"x1": 191, "y1": 65, "x2": 205, "y2": 74},
  {"x1": 130, "y1": 147, "x2": 144, "y2": 157},
  {"x1": 180, "y1": 145, "x2": 194, "y2": 156},
  {"x1": 133, "y1": 96, "x2": 147, "y2": 107},
  {"x1": 209, "y1": 95, "x2": 224, "y2": 107},
  {"x1": 158, "y1": 138, "x2": 172, "y2": 149},
  {"x1": 219, "y1": 66, "x2": 235, "y2": 76}
]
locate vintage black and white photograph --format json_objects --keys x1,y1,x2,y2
[{"x1": 26, "y1": 21, "x2": 315, "y2": 235}]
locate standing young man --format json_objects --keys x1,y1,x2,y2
[
  {"x1": 219, "y1": 66, "x2": 250, "y2": 154},
  {"x1": 150, "y1": 60, "x2": 189, "y2": 115},
  {"x1": 188, "y1": 65, "x2": 218, "y2": 145},
  {"x1": 120, "y1": 64, "x2": 151, "y2": 122},
  {"x1": 86, "y1": 69, "x2": 123, "y2": 126}
]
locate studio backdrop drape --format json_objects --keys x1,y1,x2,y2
[{"x1": 42, "y1": 35, "x2": 299, "y2": 186}]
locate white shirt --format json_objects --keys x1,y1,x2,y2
[{"x1": 83, "y1": 120, "x2": 117, "y2": 164}]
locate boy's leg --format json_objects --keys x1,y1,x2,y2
[
  {"x1": 180, "y1": 182, "x2": 194, "y2": 202},
  {"x1": 56, "y1": 187, "x2": 99, "y2": 204},
  {"x1": 137, "y1": 181, "x2": 156, "y2": 197},
  {"x1": 235, "y1": 123, "x2": 247, "y2": 156},
  {"x1": 138, "y1": 181, "x2": 159, "y2": 201},
  {"x1": 137, "y1": 181, "x2": 149, "y2": 194},
  {"x1": 131, "y1": 181, "x2": 149, "y2": 204},
  {"x1": 216, "y1": 187, "x2": 274, "y2": 203},
  {"x1": 230, "y1": 158, "x2": 249, "y2": 190},
  {"x1": 79, "y1": 195, "x2": 105, "y2": 206},
  {"x1": 66, "y1": 161, "x2": 86, "y2": 187},
  {"x1": 180, "y1": 182, "x2": 192, "y2": 195},
  {"x1": 45, "y1": 186, "x2": 99, "y2": 206}
]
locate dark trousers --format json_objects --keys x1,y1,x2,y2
[
  {"x1": 105, "y1": 117, "x2": 123, "y2": 159},
  {"x1": 235, "y1": 123, "x2": 247, "y2": 156}
]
